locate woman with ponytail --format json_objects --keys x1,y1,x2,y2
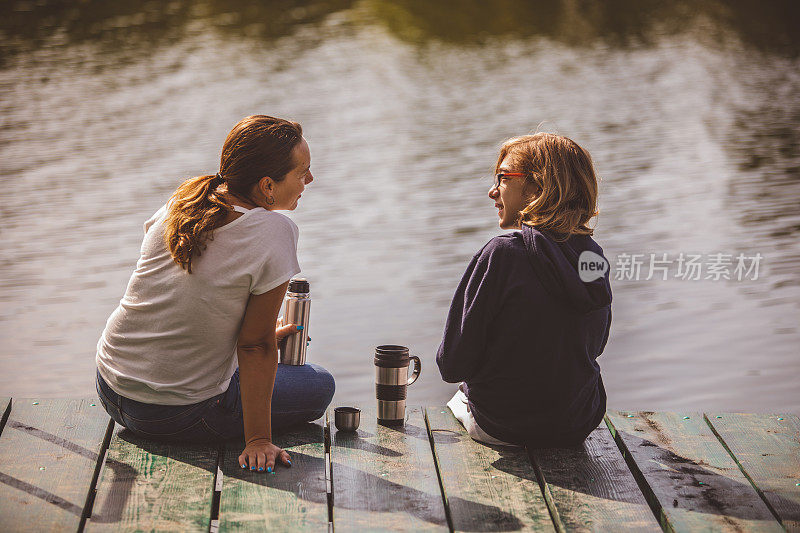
[{"x1": 95, "y1": 115, "x2": 334, "y2": 474}]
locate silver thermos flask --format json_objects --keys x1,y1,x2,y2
[
  {"x1": 374, "y1": 345, "x2": 421, "y2": 426},
  {"x1": 279, "y1": 278, "x2": 311, "y2": 365}
]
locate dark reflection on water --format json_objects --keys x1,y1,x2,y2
[
  {"x1": 362, "y1": 0, "x2": 800, "y2": 53},
  {"x1": 3, "y1": 0, "x2": 800, "y2": 57},
  {"x1": 1, "y1": 0, "x2": 354, "y2": 61},
  {"x1": 1, "y1": 1, "x2": 798, "y2": 412}
]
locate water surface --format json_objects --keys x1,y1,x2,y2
[{"x1": 1, "y1": 0, "x2": 799, "y2": 412}]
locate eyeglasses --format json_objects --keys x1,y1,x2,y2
[{"x1": 493, "y1": 172, "x2": 526, "y2": 189}]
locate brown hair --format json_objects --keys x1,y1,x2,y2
[
  {"x1": 495, "y1": 133, "x2": 599, "y2": 240},
  {"x1": 164, "y1": 115, "x2": 303, "y2": 273}
]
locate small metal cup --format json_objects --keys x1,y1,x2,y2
[{"x1": 334, "y1": 407, "x2": 361, "y2": 432}]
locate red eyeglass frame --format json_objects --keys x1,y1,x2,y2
[{"x1": 493, "y1": 172, "x2": 526, "y2": 189}]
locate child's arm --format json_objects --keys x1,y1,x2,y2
[{"x1": 436, "y1": 242, "x2": 502, "y2": 383}]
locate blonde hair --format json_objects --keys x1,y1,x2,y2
[{"x1": 496, "y1": 132, "x2": 599, "y2": 240}]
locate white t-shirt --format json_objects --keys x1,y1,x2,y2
[{"x1": 96, "y1": 203, "x2": 301, "y2": 405}]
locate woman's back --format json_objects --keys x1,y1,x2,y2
[{"x1": 96, "y1": 203, "x2": 300, "y2": 405}]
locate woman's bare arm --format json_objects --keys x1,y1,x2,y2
[{"x1": 236, "y1": 280, "x2": 291, "y2": 471}]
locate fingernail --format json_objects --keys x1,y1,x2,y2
[
  {"x1": 258, "y1": 467, "x2": 264, "y2": 471},
  {"x1": 241, "y1": 463, "x2": 246, "y2": 469},
  {"x1": 267, "y1": 466, "x2": 272, "y2": 473},
  {"x1": 296, "y1": 325, "x2": 304, "y2": 331},
  {"x1": 250, "y1": 466, "x2": 256, "y2": 471},
  {"x1": 287, "y1": 460, "x2": 292, "y2": 466}
]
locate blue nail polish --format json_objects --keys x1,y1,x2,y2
[
  {"x1": 250, "y1": 466, "x2": 256, "y2": 471},
  {"x1": 267, "y1": 466, "x2": 272, "y2": 473},
  {"x1": 287, "y1": 460, "x2": 292, "y2": 466},
  {"x1": 296, "y1": 325, "x2": 304, "y2": 331},
  {"x1": 258, "y1": 467, "x2": 264, "y2": 471},
  {"x1": 241, "y1": 463, "x2": 246, "y2": 469}
]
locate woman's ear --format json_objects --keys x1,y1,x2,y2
[{"x1": 258, "y1": 176, "x2": 273, "y2": 195}]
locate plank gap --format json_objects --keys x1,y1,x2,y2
[
  {"x1": 424, "y1": 407, "x2": 455, "y2": 533},
  {"x1": 603, "y1": 414, "x2": 672, "y2": 533},
  {"x1": 324, "y1": 410, "x2": 333, "y2": 526},
  {"x1": 0, "y1": 398, "x2": 11, "y2": 437},
  {"x1": 208, "y1": 442, "x2": 223, "y2": 533},
  {"x1": 78, "y1": 416, "x2": 116, "y2": 532},
  {"x1": 526, "y1": 451, "x2": 566, "y2": 533},
  {"x1": 702, "y1": 413, "x2": 785, "y2": 528}
]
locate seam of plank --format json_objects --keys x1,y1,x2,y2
[
  {"x1": 526, "y1": 451, "x2": 566, "y2": 533},
  {"x1": 604, "y1": 414, "x2": 673, "y2": 533},
  {"x1": 0, "y1": 398, "x2": 11, "y2": 437},
  {"x1": 78, "y1": 416, "x2": 115, "y2": 532},
  {"x1": 702, "y1": 413, "x2": 785, "y2": 528},
  {"x1": 424, "y1": 407, "x2": 455, "y2": 533},
  {"x1": 208, "y1": 442, "x2": 222, "y2": 533},
  {"x1": 325, "y1": 410, "x2": 333, "y2": 526}
]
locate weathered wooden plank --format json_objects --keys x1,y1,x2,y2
[
  {"x1": 606, "y1": 410, "x2": 784, "y2": 532},
  {"x1": 426, "y1": 406, "x2": 554, "y2": 532},
  {"x1": 218, "y1": 421, "x2": 328, "y2": 531},
  {"x1": 705, "y1": 412, "x2": 800, "y2": 531},
  {"x1": 529, "y1": 423, "x2": 661, "y2": 531},
  {"x1": 86, "y1": 424, "x2": 217, "y2": 531},
  {"x1": 329, "y1": 405, "x2": 448, "y2": 531},
  {"x1": 0, "y1": 398, "x2": 112, "y2": 533}
]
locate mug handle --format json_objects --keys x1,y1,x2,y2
[{"x1": 407, "y1": 355, "x2": 421, "y2": 386}]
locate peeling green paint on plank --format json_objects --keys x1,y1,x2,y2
[
  {"x1": 705, "y1": 412, "x2": 800, "y2": 531},
  {"x1": 86, "y1": 424, "x2": 217, "y2": 532},
  {"x1": 530, "y1": 423, "x2": 661, "y2": 531},
  {"x1": 426, "y1": 406, "x2": 555, "y2": 532},
  {"x1": 218, "y1": 421, "x2": 328, "y2": 531},
  {"x1": 606, "y1": 410, "x2": 783, "y2": 533},
  {"x1": 329, "y1": 405, "x2": 448, "y2": 531}
]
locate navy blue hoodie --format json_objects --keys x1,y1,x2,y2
[{"x1": 436, "y1": 224, "x2": 612, "y2": 448}]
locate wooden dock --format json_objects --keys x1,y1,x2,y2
[{"x1": 0, "y1": 397, "x2": 798, "y2": 531}]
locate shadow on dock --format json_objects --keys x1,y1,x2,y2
[{"x1": 514, "y1": 426, "x2": 800, "y2": 524}]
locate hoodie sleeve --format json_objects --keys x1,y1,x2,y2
[{"x1": 436, "y1": 240, "x2": 502, "y2": 383}]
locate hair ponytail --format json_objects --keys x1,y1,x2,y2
[
  {"x1": 163, "y1": 115, "x2": 303, "y2": 274},
  {"x1": 163, "y1": 173, "x2": 231, "y2": 274}
]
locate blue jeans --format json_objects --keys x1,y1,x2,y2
[{"x1": 96, "y1": 364, "x2": 335, "y2": 443}]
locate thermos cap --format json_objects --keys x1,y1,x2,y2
[{"x1": 288, "y1": 278, "x2": 309, "y2": 293}]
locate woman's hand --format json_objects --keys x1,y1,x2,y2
[
  {"x1": 276, "y1": 317, "x2": 309, "y2": 350},
  {"x1": 276, "y1": 316, "x2": 300, "y2": 340},
  {"x1": 239, "y1": 438, "x2": 291, "y2": 472}
]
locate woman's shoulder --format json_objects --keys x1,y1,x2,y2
[{"x1": 245, "y1": 209, "x2": 299, "y2": 234}]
